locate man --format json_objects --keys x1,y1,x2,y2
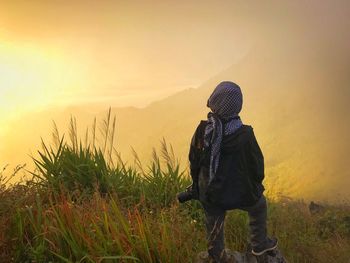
[{"x1": 188, "y1": 81, "x2": 278, "y2": 262}]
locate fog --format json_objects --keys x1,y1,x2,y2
[{"x1": 1, "y1": 0, "x2": 349, "y2": 202}]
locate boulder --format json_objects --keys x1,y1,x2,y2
[{"x1": 196, "y1": 247, "x2": 287, "y2": 263}]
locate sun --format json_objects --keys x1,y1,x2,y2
[{"x1": 0, "y1": 41, "x2": 84, "y2": 125}]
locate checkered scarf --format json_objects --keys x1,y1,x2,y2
[{"x1": 204, "y1": 81, "x2": 243, "y2": 183}]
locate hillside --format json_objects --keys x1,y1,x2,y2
[
  {"x1": 2, "y1": 29, "x2": 350, "y2": 202},
  {"x1": 1, "y1": 139, "x2": 349, "y2": 263},
  {"x1": 110, "y1": 37, "x2": 350, "y2": 202}
]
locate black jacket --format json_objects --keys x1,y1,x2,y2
[{"x1": 189, "y1": 120, "x2": 265, "y2": 210}]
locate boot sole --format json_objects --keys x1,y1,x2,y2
[{"x1": 251, "y1": 241, "x2": 278, "y2": 256}]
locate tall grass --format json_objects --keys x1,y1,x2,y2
[
  {"x1": 1, "y1": 109, "x2": 349, "y2": 262},
  {"x1": 29, "y1": 109, "x2": 190, "y2": 208},
  {"x1": 13, "y1": 191, "x2": 206, "y2": 263}
]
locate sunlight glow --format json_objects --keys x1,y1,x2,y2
[{"x1": 0, "y1": 42, "x2": 84, "y2": 123}]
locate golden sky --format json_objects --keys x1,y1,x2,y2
[
  {"x1": 1, "y1": 1, "x2": 348, "y2": 119},
  {"x1": 1, "y1": 1, "x2": 350, "y2": 201},
  {"x1": 1, "y1": 0, "x2": 349, "y2": 159},
  {"x1": 0, "y1": 1, "x2": 254, "y2": 120}
]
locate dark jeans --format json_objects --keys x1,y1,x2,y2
[{"x1": 203, "y1": 195, "x2": 268, "y2": 263}]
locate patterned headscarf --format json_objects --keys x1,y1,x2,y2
[{"x1": 204, "y1": 81, "x2": 243, "y2": 183}]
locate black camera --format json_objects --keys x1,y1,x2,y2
[{"x1": 177, "y1": 184, "x2": 197, "y2": 203}]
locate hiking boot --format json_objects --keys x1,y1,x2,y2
[{"x1": 251, "y1": 237, "x2": 278, "y2": 256}]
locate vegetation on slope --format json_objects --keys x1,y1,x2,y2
[{"x1": 1, "y1": 112, "x2": 349, "y2": 262}]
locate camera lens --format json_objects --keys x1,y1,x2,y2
[{"x1": 177, "y1": 191, "x2": 192, "y2": 203}]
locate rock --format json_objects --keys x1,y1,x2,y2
[
  {"x1": 309, "y1": 201, "x2": 325, "y2": 215},
  {"x1": 196, "y1": 249, "x2": 243, "y2": 263},
  {"x1": 196, "y1": 247, "x2": 287, "y2": 263}
]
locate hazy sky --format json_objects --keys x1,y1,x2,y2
[
  {"x1": 0, "y1": 1, "x2": 254, "y2": 117},
  {"x1": 0, "y1": 0, "x2": 349, "y2": 131},
  {"x1": 1, "y1": 1, "x2": 350, "y2": 198}
]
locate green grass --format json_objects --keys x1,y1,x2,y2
[{"x1": 1, "y1": 110, "x2": 349, "y2": 262}]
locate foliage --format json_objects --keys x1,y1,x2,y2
[{"x1": 1, "y1": 111, "x2": 349, "y2": 262}]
